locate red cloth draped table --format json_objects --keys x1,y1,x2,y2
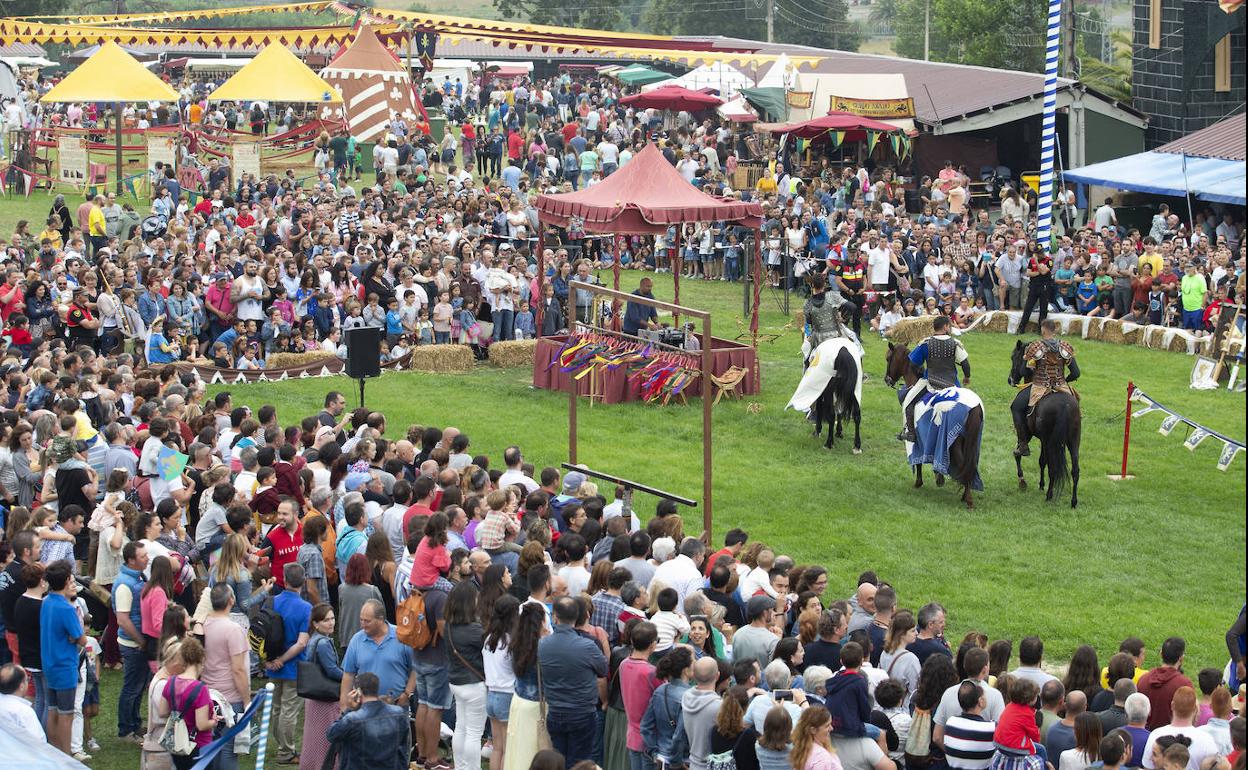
[{"x1": 532, "y1": 334, "x2": 760, "y2": 404}]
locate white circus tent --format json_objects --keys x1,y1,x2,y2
[{"x1": 640, "y1": 61, "x2": 754, "y2": 97}]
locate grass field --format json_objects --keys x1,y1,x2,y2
[
  {"x1": 203, "y1": 269, "x2": 1246, "y2": 672},
  {"x1": 2, "y1": 200, "x2": 1243, "y2": 770}
]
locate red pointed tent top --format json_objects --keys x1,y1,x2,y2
[
  {"x1": 769, "y1": 111, "x2": 903, "y2": 140},
  {"x1": 535, "y1": 143, "x2": 762, "y2": 234},
  {"x1": 618, "y1": 84, "x2": 725, "y2": 112}
]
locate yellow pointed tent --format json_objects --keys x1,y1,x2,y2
[
  {"x1": 207, "y1": 43, "x2": 342, "y2": 103},
  {"x1": 41, "y1": 40, "x2": 179, "y2": 194}
]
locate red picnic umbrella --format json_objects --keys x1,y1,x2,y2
[
  {"x1": 769, "y1": 110, "x2": 902, "y2": 141},
  {"x1": 619, "y1": 84, "x2": 724, "y2": 112}
]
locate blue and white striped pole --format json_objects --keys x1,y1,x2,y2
[
  {"x1": 1036, "y1": 0, "x2": 1062, "y2": 249},
  {"x1": 254, "y1": 682, "x2": 275, "y2": 770}
]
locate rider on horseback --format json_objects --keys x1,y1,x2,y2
[
  {"x1": 803, "y1": 271, "x2": 860, "y2": 355},
  {"x1": 1010, "y1": 318, "x2": 1080, "y2": 457},
  {"x1": 897, "y1": 315, "x2": 971, "y2": 442}
]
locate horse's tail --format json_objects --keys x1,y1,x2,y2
[
  {"x1": 1044, "y1": 397, "x2": 1072, "y2": 496},
  {"x1": 835, "y1": 349, "x2": 858, "y2": 418},
  {"x1": 958, "y1": 404, "x2": 984, "y2": 488}
]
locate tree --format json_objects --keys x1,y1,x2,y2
[
  {"x1": 894, "y1": 0, "x2": 1045, "y2": 72},
  {"x1": 492, "y1": 0, "x2": 622, "y2": 32},
  {"x1": 1079, "y1": 30, "x2": 1132, "y2": 102}
]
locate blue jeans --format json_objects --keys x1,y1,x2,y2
[
  {"x1": 119, "y1": 644, "x2": 151, "y2": 737},
  {"x1": 725, "y1": 258, "x2": 739, "y2": 281},
  {"x1": 30, "y1": 669, "x2": 48, "y2": 732},
  {"x1": 493, "y1": 308, "x2": 514, "y2": 341},
  {"x1": 213, "y1": 702, "x2": 245, "y2": 770},
  {"x1": 980, "y1": 283, "x2": 1000, "y2": 310},
  {"x1": 629, "y1": 749, "x2": 656, "y2": 770},
  {"x1": 548, "y1": 708, "x2": 598, "y2": 765}
]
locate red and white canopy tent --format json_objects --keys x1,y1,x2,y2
[{"x1": 534, "y1": 142, "x2": 765, "y2": 339}]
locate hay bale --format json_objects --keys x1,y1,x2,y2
[
  {"x1": 1166, "y1": 332, "x2": 1190, "y2": 353},
  {"x1": 266, "y1": 351, "x2": 336, "y2": 368},
  {"x1": 409, "y1": 344, "x2": 475, "y2": 373},
  {"x1": 982, "y1": 312, "x2": 1011, "y2": 334},
  {"x1": 1099, "y1": 319, "x2": 1126, "y2": 345},
  {"x1": 488, "y1": 339, "x2": 537, "y2": 368},
  {"x1": 885, "y1": 317, "x2": 936, "y2": 347},
  {"x1": 1084, "y1": 317, "x2": 1108, "y2": 341},
  {"x1": 1141, "y1": 327, "x2": 1165, "y2": 350},
  {"x1": 1117, "y1": 322, "x2": 1143, "y2": 345}
]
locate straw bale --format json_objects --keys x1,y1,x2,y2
[
  {"x1": 409, "y1": 344, "x2": 475, "y2": 373},
  {"x1": 885, "y1": 317, "x2": 936, "y2": 347},
  {"x1": 265, "y1": 351, "x2": 336, "y2": 368},
  {"x1": 982, "y1": 313, "x2": 1011, "y2": 334},
  {"x1": 488, "y1": 340, "x2": 537, "y2": 368}
]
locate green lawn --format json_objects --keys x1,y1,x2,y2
[{"x1": 207, "y1": 269, "x2": 1245, "y2": 675}]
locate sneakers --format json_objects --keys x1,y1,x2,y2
[
  {"x1": 120, "y1": 732, "x2": 146, "y2": 746},
  {"x1": 276, "y1": 753, "x2": 301, "y2": 765},
  {"x1": 72, "y1": 752, "x2": 92, "y2": 762},
  {"x1": 87, "y1": 738, "x2": 101, "y2": 752}
]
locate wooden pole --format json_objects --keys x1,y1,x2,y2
[
  {"x1": 701, "y1": 311, "x2": 713, "y2": 540},
  {"x1": 535, "y1": 220, "x2": 546, "y2": 336},
  {"x1": 114, "y1": 102, "x2": 124, "y2": 195}
]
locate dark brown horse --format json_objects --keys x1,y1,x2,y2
[
  {"x1": 1008, "y1": 340, "x2": 1082, "y2": 507},
  {"x1": 883, "y1": 342, "x2": 984, "y2": 508}
]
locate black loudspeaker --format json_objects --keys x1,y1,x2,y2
[{"x1": 344, "y1": 327, "x2": 381, "y2": 379}]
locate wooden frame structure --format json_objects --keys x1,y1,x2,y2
[{"x1": 566, "y1": 279, "x2": 715, "y2": 536}]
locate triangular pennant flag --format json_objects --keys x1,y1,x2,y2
[
  {"x1": 278, "y1": 371, "x2": 289, "y2": 380},
  {"x1": 1217, "y1": 442, "x2": 1243, "y2": 471},
  {"x1": 866, "y1": 131, "x2": 880, "y2": 155},
  {"x1": 319, "y1": 366, "x2": 332, "y2": 377},
  {"x1": 829, "y1": 131, "x2": 844, "y2": 149},
  {"x1": 0, "y1": 171, "x2": 6, "y2": 196},
  {"x1": 210, "y1": 371, "x2": 225, "y2": 384},
  {"x1": 1183, "y1": 427, "x2": 1210, "y2": 451},
  {"x1": 1130, "y1": 404, "x2": 1159, "y2": 419},
  {"x1": 1158, "y1": 414, "x2": 1181, "y2": 436},
  {"x1": 233, "y1": 372, "x2": 248, "y2": 383},
  {"x1": 257, "y1": 373, "x2": 269, "y2": 382},
  {"x1": 23, "y1": 173, "x2": 33, "y2": 199},
  {"x1": 124, "y1": 178, "x2": 136, "y2": 197},
  {"x1": 795, "y1": 138, "x2": 808, "y2": 155},
  {"x1": 890, "y1": 134, "x2": 900, "y2": 156}
]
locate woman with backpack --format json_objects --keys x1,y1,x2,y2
[{"x1": 153, "y1": 637, "x2": 218, "y2": 770}]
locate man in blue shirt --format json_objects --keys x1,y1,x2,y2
[
  {"x1": 538, "y1": 596, "x2": 608, "y2": 764},
  {"x1": 501, "y1": 160, "x2": 522, "y2": 192},
  {"x1": 39, "y1": 560, "x2": 86, "y2": 755},
  {"x1": 340, "y1": 598, "x2": 416, "y2": 706},
  {"x1": 622, "y1": 277, "x2": 659, "y2": 338},
  {"x1": 266, "y1": 562, "x2": 312, "y2": 765}
]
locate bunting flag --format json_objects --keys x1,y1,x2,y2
[
  {"x1": 828, "y1": 131, "x2": 844, "y2": 149},
  {"x1": 23, "y1": 173, "x2": 32, "y2": 198},
  {"x1": 0, "y1": 171, "x2": 6, "y2": 195},
  {"x1": 795, "y1": 138, "x2": 809, "y2": 155},
  {"x1": 889, "y1": 134, "x2": 900, "y2": 158},
  {"x1": 866, "y1": 130, "x2": 879, "y2": 155},
  {"x1": 1130, "y1": 387, "x2": 1245, "y2": 471}
]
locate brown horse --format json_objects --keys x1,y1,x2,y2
[{"x1": 883, "y1": 342, "x2": 984, "y2": 509}]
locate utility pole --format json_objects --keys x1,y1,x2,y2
[
  {"x1": 1061, "y1": 0, "x2": 1077, "y2": 77},
  {"x1": 923, "y1": 0, "x2": 931, "y2": 60},
  {"x1": 766, "y1": 0, "x2": 775, "y2": 44}
]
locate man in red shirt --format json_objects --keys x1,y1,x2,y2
[
  {"x1": 704, "y1": 528, "x2": 749, "y2": 577},
  {"x1": 193, "y1": 189, "x2": 221, "y2": 219},
  {"x1": 235, "y1": 205, "x2": 256, "y2": 231},
  {"x1": 402, "y1": 476, "x2": 437, "y2": 540},
  {"x1": 0, "y1": 271, "x2": 24, "y2": 323},
  {"x1": 260, "y1": 498, "x2": 302, "y2": 590},
  {"x1": 507, "y1": 128, "x2": 524, "y2": 162}
]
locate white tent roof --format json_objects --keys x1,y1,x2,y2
[
  {"x1": 757, "y1": 52, "x2": 794, "y2": 89},
  {"x1": 640, "y1": 61, "x2": 754, "y2": 96}
]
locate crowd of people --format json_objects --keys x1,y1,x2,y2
[
  {"x1": 0, "y1": 62, "x2": 1243, "y2": 770},
  {"x1": 0, "y1": 382, "x2": 1244, "y2": 770},
  {"x1": 0, "y1": 66, "x2": 1240, "y2": 374}
]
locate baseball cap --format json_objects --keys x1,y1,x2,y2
[
  {"x1": 562, "y1": 471, "x2": 586, "y2": 493},
  {"x1": 211, "y1": 271, "x2": 230, "y2": 281},
  {"x1": 746, "y1": 595, "x2": 774, "y2": 622}
]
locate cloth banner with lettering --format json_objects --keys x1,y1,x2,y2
[{"x1": 1130, "y1": 386, "x2": 1244, "y2": 471}]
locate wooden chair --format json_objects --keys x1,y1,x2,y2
[{"x1": 710, "y1": 365, "x2": 749, "y2": 405}]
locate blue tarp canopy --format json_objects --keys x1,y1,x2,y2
[{"x1": 1064, "y1": 151, "x2": 1245, "y2": 205}]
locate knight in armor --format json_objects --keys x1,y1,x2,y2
[
  {"x1": 897, "y1": 315, "x2": 971, "y2": 442},
  {"x1": 1011, "y1": 318, "x2": 1080, "y2": 456},
  {"x1": 803, "y1": 271, "x2": 860, "y2": 357}
]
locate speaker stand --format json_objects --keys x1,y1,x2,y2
[{"x1": 357, "y1": 377, "x2": 366, "y2": 410}]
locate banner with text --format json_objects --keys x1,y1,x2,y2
[
  {"x1": 57, "y1": 135, "x2": 88, "y2": 188},
  {"x1": 232, "y1": 141, "x2": 262, "y2": 179},
  {"x1": 828, "y1": 95, "x2": 915, "y2": 119}
]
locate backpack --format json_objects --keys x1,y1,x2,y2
[
  {"x1": 396, "y1": 587, "x2": 436, "y2": 650},
  {"x1": 159, "y1": 677, "x2": 205, "y2": 756},
  {"x1": 126, "y1": 475, "x2": 154, "y2": 512},
  {"x1": 248, "y1": 594, "x2": 286, "y2": 662},
  {"x1": 903, "y1": 706, "x2": 933, "y2": 768}
]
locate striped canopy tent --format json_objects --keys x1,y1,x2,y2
[{"x1": 319, "y1": 25, "x2": 423, "y2": 142}]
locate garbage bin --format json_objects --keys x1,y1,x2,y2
[{"x1": 428, "y1": 114, "x2": 447, "y2": 143}]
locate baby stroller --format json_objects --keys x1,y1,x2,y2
[{"x1": 141, "y1": 213, "x2": 168, "y2": 242}]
